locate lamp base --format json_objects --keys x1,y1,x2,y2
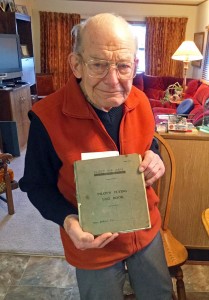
[{"x1": 183, "y1": 61, "x2": 189, "y2": 92}]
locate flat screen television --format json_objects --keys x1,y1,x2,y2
[{"x1": 0, "y1": 34, "x2": 22, "y2": 84}]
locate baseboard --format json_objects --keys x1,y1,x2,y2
[{"x1": 187, "y1": 248, "x2": 209, "y2": 262}]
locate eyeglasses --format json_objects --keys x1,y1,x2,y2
[{"x1": 80, "y1": 57, "x2": 137, "y2": 80}]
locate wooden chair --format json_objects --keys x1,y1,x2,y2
[
  {"x1": 154, "y1": 132, "x2": 188, "y2": 300},
  {"x1": 36, "y1": 73, "x2": 55, "y2": 99},
  {"x1": 202, "y1": 208, "x2": 209, "y2": 236},
  {"x1": 0, "y1": 153, "x2": 18, "y2": 215},
  {"x1": 124, "y1": 132, "x2": 188, "y2": 300}
]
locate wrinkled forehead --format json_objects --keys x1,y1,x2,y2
[{"x1": 81, "y1": 18, "x2": 136, "y2": 56}]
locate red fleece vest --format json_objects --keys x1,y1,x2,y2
[{"x1": 32, "y1": 75, "x2": 161, "y2": 269}]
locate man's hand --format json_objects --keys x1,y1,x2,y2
[
  {"x1": 139, "y1": 150, "x2": 165, "y2": 186},
  {"x1": 64, "y1": 215, "x2": 119, "y2": 250}
]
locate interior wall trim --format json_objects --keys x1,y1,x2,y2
[{"x1": 67, "y1": 0, "x2": 206, "y2": 7}]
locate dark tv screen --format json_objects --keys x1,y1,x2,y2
[{"x1": 0, "y1": 34, "x2": 22, "y2": 80}]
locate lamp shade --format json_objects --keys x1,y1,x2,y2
[{"x1": 172, "y1": 41, "x2": 203, "y2": 62}]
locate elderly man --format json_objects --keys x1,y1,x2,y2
[{"x1": 20, "y1": 13, "x2": 172, "y2": 300}]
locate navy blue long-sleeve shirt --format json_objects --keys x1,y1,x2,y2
[{"x1": 19, "y1": 104, "x2": 159, "y2": 227}]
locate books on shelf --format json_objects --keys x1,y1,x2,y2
[{"x1": 74, "y1": 153, "x2": 150, "y2": 235}]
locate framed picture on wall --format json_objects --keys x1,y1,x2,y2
[
  {"x1": 20, "y1": 44, "x2": 29, "y2": 57},
  {"x1": 192, "y1": 32, "x2": 205, "y2": 68},
  {"x1": 15, "y1": 4, "x2": 28, "y2": 15}
]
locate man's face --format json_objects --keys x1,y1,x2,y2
[{"x1": 71, "y1": 21, "x2": 137, "y2": 111}]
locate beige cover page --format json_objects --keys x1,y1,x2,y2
[{"x1": 74, "y1": 153, "x2": 151, "y2": 235}]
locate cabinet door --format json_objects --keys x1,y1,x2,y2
[
  {"x1": 0, "y1": 12, "x2": 16, "y2": 33},
  {"x1": 10, "y1": 86, "x2": 32, "y2": 148},
  {"x1": 0, "y1": 91, "x2": 13, "y2": 120},
  {"x1": 10, "y1": 86, "x2": 31, "y2": 123}
]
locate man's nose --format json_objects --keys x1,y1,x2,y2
[{"x1": 104, "y1": 64, "x2": 120, "y2": 83}]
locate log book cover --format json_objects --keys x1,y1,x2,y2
[{"x1": 74, "y1": 153, "x2": 151, "y2": 235}]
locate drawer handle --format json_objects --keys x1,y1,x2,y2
[{"x1": 19, "y1": 96, "x2": 25, "y2": 103}]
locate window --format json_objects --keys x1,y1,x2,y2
[
  {"x1": 202, "y1": 31, "x2": 209, "y2": 81},
  {"x1": 129, "y1": 23, "x2": 146, "y2": 73}
]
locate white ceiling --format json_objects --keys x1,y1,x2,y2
[{"x1": 68, "y1": 0, "x2": 206, "y2": 5}]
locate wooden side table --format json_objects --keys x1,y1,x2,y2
[{"x1": 158, "y1": 131, "x2": 209, "y2": 249}]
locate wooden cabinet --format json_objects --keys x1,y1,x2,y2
[
  {"x1": 0, "y1": 12, "x2": 36, "y2": 90},
  {"x1": 0, "y1": 12, "x2": 33, "y2": 56},
  {"x1": 0, "y1": 85, "x2": 32, "y2": 149},
  {"x1": 159, "y1": 132, "x2": 209, "y2": 249}
]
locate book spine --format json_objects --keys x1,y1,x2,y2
[{"x1": 74, "y1": 162, "x2": 82, "y2": 227}]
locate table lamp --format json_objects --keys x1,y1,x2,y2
[{"x1": 172, "y1": 41, "x2": 203, "y2": 91}]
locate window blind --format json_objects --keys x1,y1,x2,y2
[{"x1": 202, "y1": 29, "x2": 209, "y2": 81}]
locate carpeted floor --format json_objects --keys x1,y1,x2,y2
[
  {"x1": 0, "y1": 150, "x2": 64, "y2": 256},
  {"x1": 1, "y1": 151, "x2": 209, "y2": 300}
]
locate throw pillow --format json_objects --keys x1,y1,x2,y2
[
  {"x1": 162, "y1": 76, "x2": 183, "y2": 90},
  {"x1": 176, "y1": 99, "x2": 194, "y2": 115},
  {"x1": 193, "y1": 83, "x2": 209, "y2": 105},
  {"x1": 0, "y1": 168, "x2": 14, "y2": 193},
  {"x1": 184, "y1": 79, "x2": 202, "y2": 97}
]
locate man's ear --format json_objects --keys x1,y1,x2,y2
[{"x1": 68, "y1": 53, "x2": 82, "y2": 78}]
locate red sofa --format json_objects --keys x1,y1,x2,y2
[
  {"x1": 133, "y1": 73, "x2": 208, "y2": 125},
  {"x1": 152, "y1": 82, "x2": 209, "y2": 125},
  {"x1": 133, "y1": 73, "x2": 187, "y2": 109}
]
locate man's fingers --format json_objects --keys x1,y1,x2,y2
[
  {"x1": 96, "y1": 232, "x2": 119, "y2": 248},
  {"x1": 79, "y1": 232, "x2": 119, "y2": 250},
  {"x1": 139, "y1": 150, "x2": 154, "y2": 172},
  {"x1": 144, "y1": 164, "x2": 165, "y2": 186},
  {"x1": 71, "y1": 230, "x2": 95, "y2": 249},
  {"x1": 144, "y1": 161, "x2": 160, "y2": 178},
  {"x1": 139, "y1": 150, "x2": 165, "y2": 187}
]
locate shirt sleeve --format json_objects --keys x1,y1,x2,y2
[
  {"x1": 19, "y1": 111, "x2": 78, "y2": 227},
  {"x1": 150, "y1": 137, "x2": 160, "y2": 155}
]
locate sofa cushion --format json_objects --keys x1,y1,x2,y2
[
  {"x1": 149, "y1": 99, "x2": 177, "y2": 109},
  {"x1": 143, "y1": 75, "x2": 165, "y2": 100},
  {"x1": 145, "y1": 88, "x2": 165, "y2": 100},
  {"x1": 184, "y1": 79, "x2": 202, "y2": 98},
  {"x1": 143, "y1": 74, "x2": 164, "y2": 90},
  {"x1": 188, "y1": 106, "x2": 204, "y2": 121},
  {"x1": 193, "y1": 83, "x2": 209, "y2": 105},
  {"x1": 133, "y1": 73, "x2": 144, "y2": 91},
  {"x1": 162, "y1": 76, "x2": 183, "y2": 90}
]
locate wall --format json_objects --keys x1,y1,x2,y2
[{"x1": 15, "y1": 0, "x2": 208, "y2": 79}]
